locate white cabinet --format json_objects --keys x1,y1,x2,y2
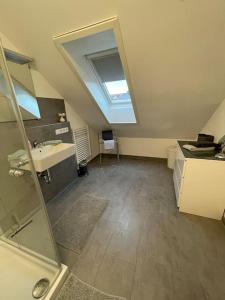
[
  {"x1": 173, "y1": 142, "x2": 225, "y2": 220},
  {"x1": 173, "y1": 144, "x2": 186, "y2": 207}
]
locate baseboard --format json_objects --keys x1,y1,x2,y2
[
  {"x1": 88, "y1": 153, "x2": 100, "y2": 162},
  {"x1": 96, "y1": 153, "x2": 166, "y2": 162},
  {"x1": 120, "y1": 154, "x2": 166, "y2": 162}
]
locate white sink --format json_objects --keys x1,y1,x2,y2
[{"x1": 22, "y1": 143, "x2": 74, "y2": 172}]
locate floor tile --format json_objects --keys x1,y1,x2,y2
[
  {"x1": 57, "y1": 245, "x2": 79, "y2": 269},
  {"x1": 94, "y1": 253, "x2": 135, "y2": 299}
]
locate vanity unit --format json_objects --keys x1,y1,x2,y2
[{"x1": 173, "y1": 141, "x2": 225, "y2": 220}]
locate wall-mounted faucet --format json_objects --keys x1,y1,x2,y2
[
  {"x1": 33, "y1": 140, "x2": 43, "y2": 148},
  {"x1": 33, "y1": 140, "x2": 62, "y2": 148}
]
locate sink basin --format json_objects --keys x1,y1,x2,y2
[{"x1": 22, "y1": 143, "x2": 74, "y2": 172}]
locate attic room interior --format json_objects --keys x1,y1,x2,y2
[{"x1": 0, "y1": 1, "x2": 225, "y2": 299}]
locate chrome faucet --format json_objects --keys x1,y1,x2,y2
[{"x1": 33, "y1": 140, "x2": 43, "y2": 148}]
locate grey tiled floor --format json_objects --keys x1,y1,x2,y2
[{"x1": 47, "y1": 157, "x2": 225, "y2": 300}]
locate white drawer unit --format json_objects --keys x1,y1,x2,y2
[
  {"x1": 173, "y1": 143, "x2": 186, "y2": 207},
  {"x1": 173, "y1": 141, "x2": 225, "y2": 220},
  {"x1": 173, "y1": 171, "x2": 180, "y2": 204}
]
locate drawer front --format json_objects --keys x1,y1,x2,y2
[
  {"x1": 177, "y1": 158, "x2": 184, "y2": 174},
  {"x1": 175, "y1": 145, "x2": 185, "y2": 174},
  {"x1": 173, "y1": 171, "x2": 180, "y2": 206},
  {"x1": 174, "y1": 159, "x2": 182, "y2": 180},
  {"x1": 173, "y1": 143, "x2": 185, "y2": 207},
  {"x1": 173, "y1": 166, "x2": 181, "y2": 191}
]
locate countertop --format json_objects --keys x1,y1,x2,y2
[{"x1": 177, "y1": 141, "x2": 225, "y2": 161}]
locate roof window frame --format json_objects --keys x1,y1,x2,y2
[
  {"x1": 53, "y1": 17, "x2": 138, "y2": 124},
  {"x1": 86, "y1": 48, "x2": 131, "y2": 106}
]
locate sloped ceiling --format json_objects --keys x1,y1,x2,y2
[{"x1": 0, "y1": 0, "x2": 225, "y2": 138}]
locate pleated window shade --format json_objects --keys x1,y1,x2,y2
[
  {"x1": 72, "y1": 126, "x2": 91, "y2": 164},
  {"x1": 91, "y1": 52, "x2": 125, "y2": 82}
]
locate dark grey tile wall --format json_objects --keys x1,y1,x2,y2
[
  {"x1": 24, "y1": 97, "x2": 66, "y2": 127},
  {"x1": 25, "y1": 122, "x2": 73, "y2": 146},
  {"x1": 39, "y1": 156, "x2": 76, "y2": 203}
]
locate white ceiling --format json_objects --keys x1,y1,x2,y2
[{"x1": 0, "y1": 0, "x2": 225, "y2": 138}]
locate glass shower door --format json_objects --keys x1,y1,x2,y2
[{"x1": 0, "y1": 40, "x2": 59, "y2": 265}]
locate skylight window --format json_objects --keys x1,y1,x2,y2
[
  {"x1": 88, "y1": 50, "x2": 131, "y2": 104},
  {"x1": 54, "y1": 18, "x2": 137, "y2": 123},
  {"x1": 104, "y1": 80, "x2": 130, "y2": 102}
]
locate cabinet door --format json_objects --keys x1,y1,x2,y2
[
  {"x1": 179, "y1": 159, "x2": 225, "y2": 220},
  {"x1": 173, "y1": 170, "x2": 180, "y2": 204},
  {"x1": 173, "y1": 144, "x2": 186, "y2": 206},
  {"x1": 176, "y1": 145, "x2": 185, "y2": 174}
]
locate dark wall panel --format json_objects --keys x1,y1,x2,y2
[
  {"x1": 25, "y1": 122, "x2": 73, "y2": 146},
  {"x1": 24, "y1": 97, "x2": 66, "y2": 127}
]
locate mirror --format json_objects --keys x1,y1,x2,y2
[{"x1": 0, "y1": 50, "x2": 41, "y2": 122}]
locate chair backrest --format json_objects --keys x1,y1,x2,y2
[{"x1": 102, "y1": 130, "x2": 113, "y2": 141}]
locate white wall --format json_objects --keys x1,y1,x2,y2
[
  {"x1": 30, "y1": 69, "x2": 63, "y2": 99},
  {"x1": 89, "y1": 127, "x2": 100, "y2": 159},
  {"x1": 0, "y1": 32, "x2": 20, "y2": 53},
  {"x1": 64, "y1": 101, "x2": 86, "y2": 128},
  {"x1": 201, "y1": 99, "x2": 225, "y2": 142},
  {"x1": 118, "y1": 137, "x2": 177, "y2": 158},
  {"x1": 2, "y1": 1, "x2": 225, "y2": 138}
]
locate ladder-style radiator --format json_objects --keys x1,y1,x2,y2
[{"x1": 72, "y1": 126, "x2": 91, "y2": 164}]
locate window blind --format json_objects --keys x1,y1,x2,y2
[{"x1": 91, "y1": 52, "x2": 125, "y2": 82}]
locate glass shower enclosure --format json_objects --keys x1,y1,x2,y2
[{"x1": 0, "y1": 41, "x2": 63, "y2": 299}]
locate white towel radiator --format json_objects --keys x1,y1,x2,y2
[{"x1": 72, "y1": 126, "x2": 91, "y2": 164}]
